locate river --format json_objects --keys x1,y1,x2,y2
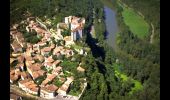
[{"x1": 104, "y1": 6, "x2": 118, "y2": 48}]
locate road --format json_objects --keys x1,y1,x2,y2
[
  {"x1": 150, "y1": 23, "x2": 154, "y2": 44},
  {"x1": 10, "y1": 85, "x2": 79, "y2": 100},
  {"x1": 10, "y1": 85, "x2": 39, "y2": 99}
]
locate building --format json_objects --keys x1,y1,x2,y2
[
  {"x1": 77, "y1": 66, "x2": 85, "y2": 72},
  {"x1": 25, "y1": 56, "x2": 35, "y2": 67},
  {"x1": 33, "y1": 54, "x2": 45, "y2": 63},
  {"x1": 64, "y1": 16, "x2": 72, "y2": 24},
  {"x1": 27, "y1": 63, "x2": 46, "y2": 80},
  {"x1": 18, "y1": 79, "x2": 39, "y2": 95},
  {"x1": 52, "y1": 60, "x2": 61, "y2": 69},
  {"x1": 17, "y1": 55, "x2": 25, "y2": 63},
  {"x1": 10, "y1": 93, "x2": 22, "y2": 100},
  {"x1": 64, "y1": 16, "x2": 85, "y2": 41},
  {"x1": 44, "y1": 56, "x2": 55, "y2": 70},
  {"x1": 11, "y1": 40, "x2": 23, "y2": 53},
  {"x1": 40, "y1": 84, "x2": 58, "y2": 98},
  {"x1": 71, "y1": 16, "x2": 85, "y2": 41},
  {"x1": 20, "y1": 72, "x2": 31, "y2": 80},
  {"x1": 64, "y1": 36, "x2": 75, "y2": 46},
  {"x1": 52, "y1": 66, "x2": 62, "y2": 75},
  {"x1": 41, "y1": 47, "x2": 52, "y2": 56},
  {"x1": 10, "y1": 70, "x2": 19, "y2": 84},
  {"x1": 16, "y1": 63, "x2": 25, "y2": 71},
  {"x1": 37, "y1": 41, "x2": 47, "y2": 47},
  {"x1": 57, "y1": 76, "x2": 74, "y2": 95},
  {"x1": 41, "y1": 74, "x2": 57, "y2": 86},
  {"x1": 57, "y1": 84, "x2": 69, "y2": 96}
]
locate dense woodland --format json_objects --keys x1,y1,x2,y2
[{"x1": 11, "y1": 0, "x2": 160, "y2": 100}]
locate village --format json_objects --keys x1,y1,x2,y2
[{"x1": 10, "y1": 16, "x2": 88, "y2": 100}]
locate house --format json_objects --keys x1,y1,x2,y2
[
  {"x1": 68, "y1": 16, "x2": 85, "y2": 41},
  {"x1": 16, "y1": 63, "x2": 25, "y2": 71},
  {"x1": 53, "y1": 47, "x2": 61, "y2": 55},
  {"x1": 40, "y1": 84, "x2": 58, "y2": 98},
  {"x1": 33, "y1": 72, "x2": 42, "y2": 80},
  {"x1": 45, "y1": 56, "x2": 54, "y2": 63},
  {"x1": 10, "y1": 58, "x2": 17, "y2": 65},
  {"x1": 41, "y1": 79, "x2": 49, "y2": 87},
  {"x1": 17, "y1": 55, "x2": 25, "y2": 63},
  {"x1": 77, "y1": 66, "x2": 85, "y2": 72},
  {"x1": 14, "y1": 32, "x2": 25, "y2": 48},
  {"x1": 64, "y1": 16, "x2": 72, "y2": 24},
  {"x1": 12, "y1": 24, "x2": 19, "y2": 29},
  {"x1": 25, "y1": 56, "x2": 35, "y2": 67},
  {"x1": 52, "y1": 66, "x2": 62, "y2": 75},
  {"x1": 57, "y1": 76, "x2": 74, "y2": 95},
  {"x1": 14, "y1": 68, "x2": 21, "y2": 78},
  {"x1": 11, "y1": 53, "x2": 22, "y2": 57},
  {"x1": 65, "y1": 16, "x2": 85, "y2": 41},
  {"x1": 41, "y1": 47, "x2": 51, "y2": 56},
  {"x1": 47, "y1": 74, "x2": 57, "y2": 82},
  {"x1": 11, "y1": 40, "x2": 22, "y2": 53},
  {"x1": 59, "y1": 48, "x2": 73, "y2": 57},
  {"x1": 27, "y1": 63, "x2": 41, "y2": 75},
  {"x1": 27, "y1": 63, "x2": 45, "y2": 80},
  {"x1": 50, "y1": 44, "x2": 55, "y2": 49},
  {"x1": 52, "y1": 60, "x2": 61, "y2": 69},
  {"x1": 66, "y1": 76, "x2": 74, "y2": 84},
  {"x1": 24, "y1": 45, "x2": 33, "y2": 57},
  {"x1": 41, "y1": 74, "x2": 57, "y2": 86},
  {"x1": 21, "y1": 72, "x2": 30, "y2": 80},
  {"x1": 64, "y1": 36, "x2": 75, "y2": 46},
  {"x1": 18, "y1": 79, "x2": 39, "y2": 95},
  {"x1": 44, "y1": 62, "x2": 53, "y2": 70},
  {"x1": 59, "y1": 77, "x2": 66, "y2": 83},
  {"x1": 33, "y1": 54, "x2": 44, "y2": 63},
  {"x1": 57, "y1": 84, "x2": 69, "y2": 96},
  {"x1": 45, "y1": 33, "x2": 51, "y2": 41},
  {"x1": 57, "y1": 23, "x2": 68, "y2": 29},
  {"x1": 79, "y1": 49, "x2": 84, "y2": 55},
  {"x1": 10, "y1": 93, "x2": 22, "y2": 100},
  {"x1": 44, "y1": 56, "x2": 55, "y2": 69},
  {"x1": 37, "y1": 41, "x2": 46, "y2": 47},
  {"x1": 10, "y1": 70, "x2": 19, "y2": 84},
  {"x1": 33, "y1": 44, "x2": 40, "y2": 54}
]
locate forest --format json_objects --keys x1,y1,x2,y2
[{"x1": 10, "y1": 0, "x2": 160, "y2": 100}]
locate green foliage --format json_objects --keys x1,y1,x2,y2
[
  {"x1": 60, "y1": 60, "x2": 79, "y2": 73},
  {"x1": 52, "y1": 55, "x2": 58, "y2": 60},
  {"x1": 47, "y1": 69, "x2": 53, "y2": 74},
  {"x1": 21, "y1": 29, "x2": 41, "y2": 44},
  {"x1": 41, "y1": 66, "x2": 47, "y2": 71},
  {"x1": 35, "y1": 75, "x2": 46, "y2": 85},
  {"x1": 61, "y1": 29, "x2": 70, "y2": 37},
  {"x1": 53, "y1": 78, "x2": 63, "y2": 87},
  {"x1": 69, "y1": 80, "x2": 81, "y2": 96},
  {"x1": 11, "y1": 0, "x2": 159, "y2": 99}
]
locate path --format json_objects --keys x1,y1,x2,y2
[{"x1": 150, "y1": 23, "x2": 154, "y2": 44}]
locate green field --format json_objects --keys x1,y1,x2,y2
[
  {"x1": 114, "y1": 64, "x2": 143, "y2": 94},
  {"x1": 122, "y1": 7, "x2": 149, "y2": 38}
]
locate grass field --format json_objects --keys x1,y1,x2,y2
[{"x1": 122, "y1": 7, "x2": 149, "y2": 38}]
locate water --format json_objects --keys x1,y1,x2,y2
[{"x1": 104, "y1": 6, "x2": 118, "y2": 48}]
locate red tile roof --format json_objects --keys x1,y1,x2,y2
[{"x1": 42, "y1": 84, "x2": 58, "y2": 92}]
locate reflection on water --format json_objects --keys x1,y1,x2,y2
[{"x1": 104, "y1": 6, "x2": 118, "y2": 48}]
